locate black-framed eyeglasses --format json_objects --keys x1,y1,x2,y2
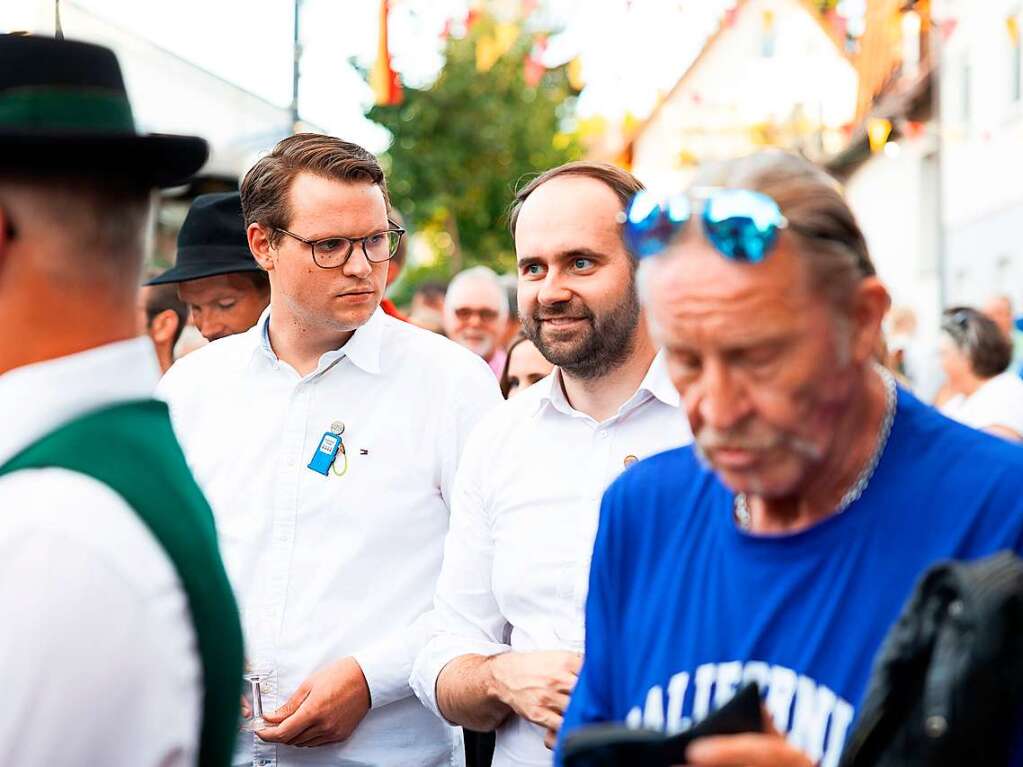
[{"x1": 274, "y1": 220, "x2": 406, "y2": 269}]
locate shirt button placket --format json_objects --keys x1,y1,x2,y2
[
  {"x1": 266, "y1": 384, "x2": 307, "y2": 664},
  {"x1": 252, "y1": 735, "x2": 276, "y2": 766}
]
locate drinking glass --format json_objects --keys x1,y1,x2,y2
[{"x1": 240, "y1": 667, "x2": 277, "y2": 732}]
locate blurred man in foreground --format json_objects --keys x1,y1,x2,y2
[
  {"x1": 147, "y1": 192, "x2": 269, "y2": 342},
  {"x1": 445, "y1": 265, "x2": 510, "y2": 376},
  {"x1": 0, "y1": 35, "x2": 242, "y2": 766},
  {"x1": 558, "y1": 152, "x2": 1023, "y2": 767}
]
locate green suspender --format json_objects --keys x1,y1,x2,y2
[{"x1": 0, "y1": 399, "x2": 243, "y2": 767}]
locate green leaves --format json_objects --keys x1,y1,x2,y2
[{"x1": 369, "y1": 17, "x2": 582, "y2": 299}]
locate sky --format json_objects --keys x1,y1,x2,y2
[{"x1": 4, "y1": 0, "x2": 733, "y2": 152}]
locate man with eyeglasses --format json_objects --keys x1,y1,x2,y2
[
  {"x1": 159, "y1": 133, "x2": 502, "y2": 766},
  {"x1": 444, "y1": 265, "x2": 511, "y2": 376},
  {"x1": 556, "y1": 152, "x2": 1023, "y2": 767}
]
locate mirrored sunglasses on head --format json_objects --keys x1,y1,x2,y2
[{"x1": 621, "y1": 187, "x2": 788, "y2": 263}]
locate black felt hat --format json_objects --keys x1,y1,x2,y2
[
  {"x1": 146, "y1": 192, "x2": 262, "y2": 285},
  {"x1": 0, "y1": 35, "x2": 208, "y2": 187}
]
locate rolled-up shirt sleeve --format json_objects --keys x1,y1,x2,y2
[
  {"x1": 411, "y1": 418, "x2": 512, "y2": 719},
  {"x1": 353, "y1": 610, "x2": 437, "y2": 709}
]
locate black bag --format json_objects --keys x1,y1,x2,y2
[
  {"x1": 840, "y1": 551, "x2": 1023, "y2": 767},
  {"x1": 561, "y1": 682, "x2": 763, "y2": 767}
]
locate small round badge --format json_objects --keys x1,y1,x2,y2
[
  {"x1": 624, "y1": 454, "x2": 638, "y2": 468},
  {"x1": 331, "y1": 421, "x2": 346, "y2": 435}
]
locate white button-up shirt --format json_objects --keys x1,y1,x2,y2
[
  {"x1": 0, "y1": 338, "x2": 201, "y2": 766},
  {"x1": 159, "y1": 308, "x2": 501, "y2": 767},
  {"x1": 411, "y1": 353, "x2": 691, "y2": 766}
]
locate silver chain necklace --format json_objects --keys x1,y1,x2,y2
[{"x1": 734, "y1": 366, "x2": 898, "y2": 531}]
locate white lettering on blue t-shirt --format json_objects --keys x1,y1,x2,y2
[{"x1": 627, "y1": 661, "x2": 853, "y2": 767}]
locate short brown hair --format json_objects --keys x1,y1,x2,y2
[
  {"x1": 942, "y1": 306, "x2": 1012, "y2": 379},
  {"x1": 508, "y1": 161, "x2": 644, "y2": 238},
  {"x1": 240, "y1": 133, "x2": 388, "y2": 247}
]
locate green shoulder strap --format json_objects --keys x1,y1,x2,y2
[{"x1": 0, "y1": 399, "x2": 243, "y2": 767}]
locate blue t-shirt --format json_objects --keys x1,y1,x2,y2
[{"x1": 558, "y1": 389, "x2": 1023, "y2": 767}]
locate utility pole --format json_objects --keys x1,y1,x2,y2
[{"x1": 291, "y1": 0, "x2": 302, "y2": 133}]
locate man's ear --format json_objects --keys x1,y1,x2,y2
[
  {"x1": 851, "y1": 276, "x2": 891, "y2": 366},
  {"x1": 150, "y1": 309, "x2": 181, "y2": 346},
  {"x1": 247, "y1": 223, "x2": 276, "y2": 272}
]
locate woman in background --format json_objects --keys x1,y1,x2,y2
[
  {"x1": 939, "y1": 306, "x2": 1023, "y2": 442},
  {"x1": 499, "y1": 334, "x2": 554, "y2": 399}
]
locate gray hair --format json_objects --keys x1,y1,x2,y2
[
  {"x1": 445, "y1": 265, "x2": 510, "y2": 320},
  {"x1": 687, "y1": 151, "x2": 874, "y2": 312}
]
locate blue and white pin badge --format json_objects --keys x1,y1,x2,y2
[{"x1": 307, "y1": 421, "x2": 349, "y2": 477}]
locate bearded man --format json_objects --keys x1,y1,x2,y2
[{"x1": 411, "y1": 161, "x2": 692, "y2": 767}]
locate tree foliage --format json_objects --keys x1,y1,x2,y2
[{"x1": 368, "y1": 15, "x2": 583, "y2": 298}]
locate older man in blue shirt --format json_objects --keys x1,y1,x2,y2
[{"x1": 558, "y1": 152, "x2": 1023, "y2": 767}]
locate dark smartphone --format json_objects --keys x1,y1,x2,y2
[{"x1": 561, "y1": 682, "x2": 764, "y2": 767}]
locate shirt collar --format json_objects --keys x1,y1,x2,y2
[
  {"x1": 532, "y1": 349, "x2": 680, "y2": 420},
  {"x1": 0, "y1": 337, "x2": 160, "y2": 465},
  {"x1": 533, "y1": 369, "x2": 574, "y2": 418},
  {"x1": 254, "y1": 305, "x2": 384, "y2": 377},
  {"x1": 641, "y1": 350, "x2": 681, "y2": 408}
]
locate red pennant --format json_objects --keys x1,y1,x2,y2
[{"x1": 523, "y1": 34, "x2": 548, "y2": 87}]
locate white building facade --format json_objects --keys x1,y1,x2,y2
[{"x1": 939, "y1": 0, "x2": 1023, "y2": 309}]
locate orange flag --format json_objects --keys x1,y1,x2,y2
[{"x1": 370, "y1": 0, "x2": 402, "y2": 106}]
